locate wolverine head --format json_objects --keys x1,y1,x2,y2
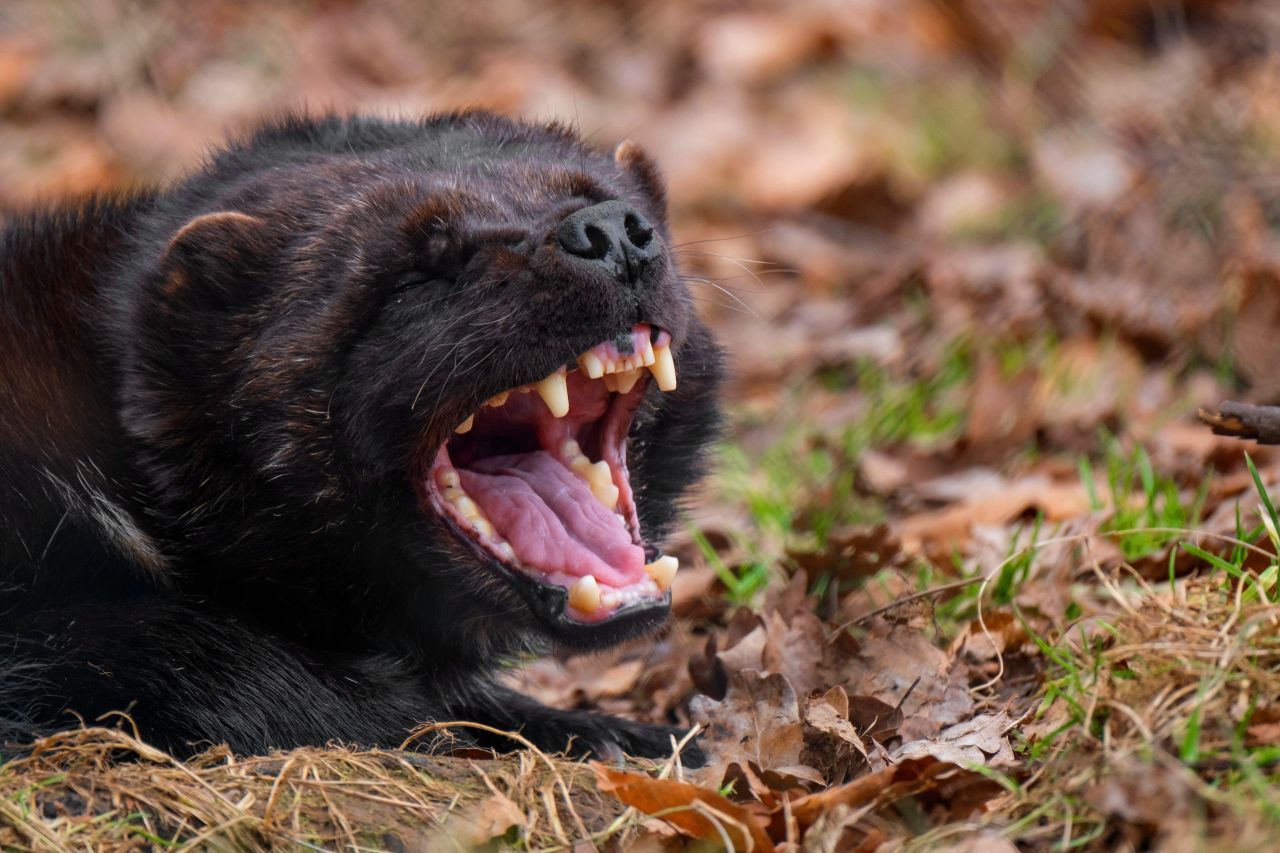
[{"x1": 121, "y1": 113, "x2": 723, "y2": 656}]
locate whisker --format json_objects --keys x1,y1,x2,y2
[
  {"x1": 683, "y1": 284, "x2": 758, "y2": 315},
  {"x1": 682, "y1": 275, "x2": 759, "y2": 316},
  {"x1": 671, "y1": 249, "x2": 776, "y2": 266},
  {"x1": 669, "y1": 229, "x2": 771, "y2": 250}
]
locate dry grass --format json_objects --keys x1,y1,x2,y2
[
  {"x1": 0, "y1": 725, "x2": 639, "y2": 850},
  {"x1": 963, "y1": 570, "x2": 1280, "y2": 850},
  {"x1": 8, "y1": 569, "x2": 1280, "y2": 850}
]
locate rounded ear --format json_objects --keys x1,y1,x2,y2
[
  {"x1": 614, "y1": 140, "x2": 667, "y2": 218},
  {"x1": 157, "y1": 211, "x2": 269, "y2": 307}
]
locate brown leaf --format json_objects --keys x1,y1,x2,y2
[
  {"x1": 689, "y1": 669, "x2": 825, "y2": 789},
  {"x1": 592, "y1": 764, "x2": 774, "y2": 852},
  {"x1": 895, "y1": 475, "x2": 1093, "y2": 553},
  {"x1": 787, "y1": 524, "x2": 908, "y2": 587},
  {"x1": 802, "y1": 687, "x2": 869, "y2": 785},
  {"x1": 892, "y1": 711, "x2": 1017, "y2": 766},
  {"x1": 781, "y1": 757, "x2": 1001, "y2": 834},
  {"x1": 825, "y1": 624, "x2": 974, "y2": 741},
  {"x1": 952, "y1": 611, "x2": 1029, "y2": 662},
  {"x1": 436, "y1": 791, "x2": 525, "y2": 847},
  {"x1": 846, "y1": 694, "x2": 904, "y2": 743}
]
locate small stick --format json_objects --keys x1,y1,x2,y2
[{"x1": 1198, "y1": 401, "x2": 1280, "y2": 444}]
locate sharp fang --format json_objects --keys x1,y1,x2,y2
[
  {"x1": 614, "y1": 367, "x2": 643, "y2": 394},
  {"x1": 568, "y1": 575, "x2": 602, "y2": 612},
  {"x1": 644, "y1": 555, "x2": 678, "y2": 592},
  {"x1": 579, "y1": 352, "x2": 605, "y2": 379},
  {"x1": 648, "y1": 345, "x2": 676, "y2": 391},
  {"x1": 535, "y1": 368, "x2": 569, "y2": 417},
  {"x1": 454, "y1": 414, "x2": 475, "y2": 433},
  {"x1": 485, "y1": 391, "x2": 509, "y2": 408}
]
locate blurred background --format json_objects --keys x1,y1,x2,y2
[
  {"x1": 13, "y1": 5, "x2": 1280, "y2": 842},
  {"x1": 7, "y1": 0, "x2": 1280, "y2": 581},
  {"x1": 5, "y1": 0, "x2": 1280, "y2": 612}
]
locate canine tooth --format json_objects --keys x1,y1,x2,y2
[
  {"x1": 614, "y1": 367, "x2": 643, "y2": 394},
  {"x1": 436, "y1": 469, "x2": 461, "y2": 489},
  {"x1": 644, "y1": 555, "x2": 678, "y2": 592},
  {"x1": 485, "y1": 391, "x2": 509, "y2": 408},
  {"x1": 579, "y1": 352, "x2": 605, "y2": 379},
  {"x1": 568, "y1": 575, "x2": 601, "y2": 612},
  {"x1": 454, "y1": 414, "x2": 475, "y2": 434},
  {"x1": 648, "y1": 345, "x2": 676, "y2": 391},
  {"x1": 535, "y1": 369, "x2": 569, "y2": 417}
]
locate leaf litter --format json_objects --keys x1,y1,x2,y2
[{"x1": 9, "y1": 0, "x2": 1280, "y2": 849}]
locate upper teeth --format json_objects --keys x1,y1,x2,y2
[
  {"x1": 648, "y1": 344, "x2": 676, "y2": 392},
  {"x1": 458, "y1": 329, "x2": 676, "y2": 427},
  {"x1": 534, "y1": 368, "x2": 570, "y2": 418}
]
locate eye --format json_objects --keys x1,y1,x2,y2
[{"x1": 392, "y1": 272, "x2": 438, "y2": 294}]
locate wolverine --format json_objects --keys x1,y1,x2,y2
[{"x1": 0, "y1": 113, "x2": 722, "y2": 762}]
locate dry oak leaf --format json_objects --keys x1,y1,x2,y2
[
  {"x1": 802, "y1": 686, "x2": 870, "y2": 785},
  {"x1": 689, "y1": 669, "x2": 825, "y2": 789},
  {"x1": 828, "y1": 624, "x2": 974, "y2": 742},
  {"x1": 895, "y1": 474, "x2": 1092, "y2": 553},
  {"x1": 891, "y1": 711, "x2": 1017, "y2": 767},
  {"x1": 435, "y1": 790, "x2": 526, "y2": 847},
  {"x1": 592, "y1": 763, "x2": 774, "y2": 852},
  {"x1": 779, "y1": 756, "x2": 1002, "y2": 836}
]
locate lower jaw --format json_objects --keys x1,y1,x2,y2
[{"x1": 433, "y1": 509, "x2": 672, "y2": 645}]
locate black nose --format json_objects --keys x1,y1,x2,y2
[{"x1": 554, "y1": 200, "x2": 660, "y2": 285}]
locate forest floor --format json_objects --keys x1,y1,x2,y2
[{"x1": 6, "y1": 0, "x2": 1280, "y2": 849}]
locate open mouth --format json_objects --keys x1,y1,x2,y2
[{"x1": 421, "y1": 323, "x2": 680, "y2": 628}]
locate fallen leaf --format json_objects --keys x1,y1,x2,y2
[
  {"x1": 891, "y1": 711, "x2": 1017, "y2": 766},
  {"x1": 436, "y1": 790, "x2": 525, "y2": 847},
  {"x1": 782, "y1": 757, "x2": 1001, "y2": 834},
  {"x1": 592, "y1": 763, "x2": 774, "y2": 852},
  {"x1": 689, "y1": 669, "x2": 825, "y2": 789},
  {"x1": 802, "y1": 686, "x2": 869, "y2": 784}
]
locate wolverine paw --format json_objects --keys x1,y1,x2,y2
[{"x1": 559, "y1": 715, "x2": 706, "y2": 768}]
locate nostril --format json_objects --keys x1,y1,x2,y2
[
  {"x1": 583, "y1": 224, "x2": 611, "y2": 260},
  {"x1": 624, "y1": 213, "x2": 653, "y2": 249},
  {"x1": 555, "y1": 200, "x2": 659, "y2": 283}
]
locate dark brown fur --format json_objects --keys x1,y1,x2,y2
[{"x1": 0, "y1": 113, "x2": 722, "y2": 760}]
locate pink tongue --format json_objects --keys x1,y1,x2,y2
[{"x1": 457, "y1": 451, "x2": 644, "y2": 588}]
